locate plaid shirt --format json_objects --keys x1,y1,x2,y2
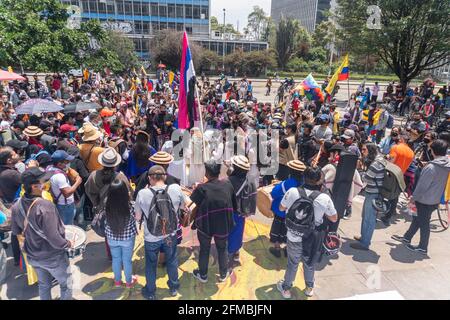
[{"x1": 105, "y1": 210, "x2": 138, "y2": 241}]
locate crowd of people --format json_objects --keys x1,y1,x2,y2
[{"x1": 0, "y1": 68, "x2": 450, "y2": 300}]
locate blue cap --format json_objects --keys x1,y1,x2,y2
[
  {"x1": 51, "y1": 150, "x2": 75, "y2": 163},
  {"x1": 319, "y1": 114, "x2": 329, "y2": 121}
]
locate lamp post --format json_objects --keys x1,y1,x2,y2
[{"x1": 223, "y1": 8, "x2": 226, "y2": 73}]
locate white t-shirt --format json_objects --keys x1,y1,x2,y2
[
  {"x1": 49, "y1": 169, "x2": 75, "y2": 205},
  {"x1": 281, "y1": 188, "x2": 337, "y2": 242},
  {"x1": 135, "y1": 184, "x2": 186, "y2": 243}
]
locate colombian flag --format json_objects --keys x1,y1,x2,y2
[{"x1": 326, "y1": 54, "x2": 349, "y2": 94}]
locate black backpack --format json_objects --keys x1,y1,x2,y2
[
  {"x1": 142, "y1": 186, "x2": 178, "y2": 237},
  {"x1": 285, "y1": 187, "x2": 321, "y2": 238},
  {"x1": 235, "y1": 178, "x2": 257, "y2": 217}
]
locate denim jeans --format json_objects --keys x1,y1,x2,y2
[
  {"x1": 404, "y1": 202, "x2": 437, "y2": 251},
  {"x1": 56, "y1": 203, "x2": 76, "y2": 225},
  {"x1": 360, "y1": 193, "x2": 380, "y2": 249},
  {"x1": 282, "y1": 240, "x2": 315, "y2": 289},
  {"x1": 143, "y1": 235, "x2": 179, "y2": 297},
  {"x1": 108, "y1": 237, "x2": 135, "y2": 284},
  {"x1": 27, "y1": 253, "x2": 72, "y2": 300},
  {"x1": 198, "y1": 230, "x2": 228, "y2": 277}
]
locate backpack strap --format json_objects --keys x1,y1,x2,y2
[
  {"x1": 18, "y1": 198, "x2": 47, "y2": 243},
  {"x1": 236, "y1": 179, "x2": 248, "y2": 197}
]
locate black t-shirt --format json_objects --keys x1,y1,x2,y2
[
  {"x1": 190, "y1": 179, "x2": 237, "y2": 237},
  {"x1": 0, "y1": 166, "x2": 21, "y2": 204}
]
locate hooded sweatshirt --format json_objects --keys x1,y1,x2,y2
[{"x1": 413, "y1": 156, "x2": 450, "y2": 205}]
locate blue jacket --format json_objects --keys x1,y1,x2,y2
[
  {"x1": 271, "y1": 177, "x2": 304, "y2": 218},
  {"x1": 378, "y1": 136, "x2": 395, "y2": 155}
]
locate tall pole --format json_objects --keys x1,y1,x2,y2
[{"x1": 223, "y1": 8, "x2": 226, "y2": 73}]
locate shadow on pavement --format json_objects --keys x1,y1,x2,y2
[
  {"x1": 339, "y1": 238, "x2": 381, "y2": 264},
  {"x1": 75, "y1": 241, "x2": 111, "y2": 276},
  {"x1": 387, "y1": 242, "x2": 430, "y2": 264},
  {"x1": 242, "y1": 236, "x2": 287, "y2": 271}
]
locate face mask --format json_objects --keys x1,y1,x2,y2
[
  {"x1": 10, "y1": 114, "x2": 17, "y2": 120},
  {"x1": 423, "y1": 138, "x2": 431, "y2": 144}
]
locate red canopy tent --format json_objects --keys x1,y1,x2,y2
[{"x1": 0, "y1": 70, "x2": 25, "y2": 81}]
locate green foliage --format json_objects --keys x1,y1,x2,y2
[
  {"x1": 275, "y1": 18, "x2": 301, "y2": 70},
  {"x1": 245, "y1": 6, "x2": 272, "y2": 41},
  {"x1": 225, "y1": 49, "x2": 276, "y2": 77},
  {"x1": 336, "y1": 0, "x2": 450, "y2": 88},
  {"x1": 210, "y1": 16, "x2": 240, "y2": 35},
  {"x1": 286, "y1": 57, "x2": 308, "y2": 72},
  {"x1": 102, "y1": 30, "x2": 139, "y2": 73},
  {"x1": 0, "y1": 0, "x2": 128, "y2": 73}
]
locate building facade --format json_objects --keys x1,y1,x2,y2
[
  {"x1": 61, "y1": 0, "x2": 267, "y2": 60},
  {"x1": 271, "y1": 0, "x2": 333, "y2": 33}
]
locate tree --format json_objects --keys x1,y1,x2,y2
[
  {"x1": 0, "y1": 0, "x2": 125, "y2": 73},
  {"x1": 102, "y1": 30, "x2": 139, "y2": 73},
  {"x1": 275, "y1": 18, "x2": 301, "y2": 70},
  {"x1": 337, "y1": 0, "x2": 450, "y2": 90},
  {"x1": 246, "y1": 6, "x2": 271, "y2": 41},
  {"x1": 210, "y1": 16, "x2": 240, "y2": 35},
  {"x1": 149, "y1": 30, "x2": 204, "y2": 71}
]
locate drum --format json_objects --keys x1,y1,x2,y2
[
  {"x1": 257, "y1": 184, "x2": 276, "y2": 218},
  {"x1": 65, "y1": 225, "x2": 87, "y2": 259}
]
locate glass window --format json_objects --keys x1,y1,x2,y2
[
  {"x1": 116, "y1": 0, "x2": 125, "y2": 14},
  {"x1": 159, "y1": 4, "x2": 167, "y2": 16},
  {"x1": 168, "y1": 22, "x2": 176, "y2": 30},
  {"x1": 160, "y1": 21, "x2": 168, "y2": 30},
  {"x1": 193, "y1": 6, "x2": 200, "y2": 19},
  {"x1": 176, "y1": 23, "x2": 184, "y2": 31},
  {"x1": 142, "y1": 21, "x2": 150, "y2": 34},
  {"x1": 151, "y1": 21, "x2": 159, "y2": 31},
  {"x1": 142, "y1": 4, "x2": 150, "y2": 16},
  {"x1": 176, "y1": 5, "x2": 184, "y2": 18},
  {"x1": 201, "y1": 6, "x2": 209, "y2": 19},
  {"x1": 124, "y1": 1, "x2": 133, "y2": 15},
  {"x1": 186, "y1": 26, "x2": 193, "y2": 34},
  {"x1": 185, "y1": 5, "x2": 193, "y2": 19},
  {"x1": 133, "y1": 2, "x2": 142, "y2": 15},
  {"x1": 151, "y1": 4, "x2": 158, "y2": 16},
  {"x1": 88, "y1": 1, "x2": 97, "y2": 13},
  {"x1": 134, "y1": 22, "x2": 142, "y2": 33},
  {"x1": 81, "y1": 1, "x2": 90, "y2": 11},
  {"x1": 168, "y1": 4, "x2": 176, "y2": 18}
]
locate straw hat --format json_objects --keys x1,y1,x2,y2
[
  {"x1": 98, "y1": 147, "x2": 122, "y2": 168},
  {"x1": 287, "y1": 160, "x2": 307, "y2": 172},
  {"x1": 23, "y1": 126, "x2": 44, "y2": 137},
  {"x1": 273, "y1": 113, "x2": 283, "y2": 120},
  {"x1": 231, "y1": 155, "x2": 250, "y2": 171},
  {"x1": 149, "y1": 151, "x2": 174, "y2": 165},
  {"x1": 80, "y1": 123, "x2": 101, "y2": 142}
]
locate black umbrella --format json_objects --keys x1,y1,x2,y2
[
  {"x1": 15, "y1": 99, "x2": 63, "y2": 115},
  {"x1": 63, "y1": 101, "x2": 101, "y2": 113}
]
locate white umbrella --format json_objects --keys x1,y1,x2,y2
[{"x1": 15, "y1": 99, "x2": 63, "y2": 115}]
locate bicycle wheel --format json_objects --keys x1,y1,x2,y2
[{"x1": 437, "y1": 202, "x2": 449, "y2": 230}]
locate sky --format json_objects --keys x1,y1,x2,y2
[{"x1": 210, "y1": 0, "x2": 272, "y2": 32}]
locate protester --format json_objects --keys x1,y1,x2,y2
[
  {"x1": 11, "y1": 168, "x2": 73, "y2": 300},
  {"x1": 277, "y1": 167, "x2": 338, "y2": 298},
  {"x1": 135, "y1": 165, "x2": 185, "y2": 300},
  {"x1": 190, "y1": 160, "x2": 236, "y2": 283}
]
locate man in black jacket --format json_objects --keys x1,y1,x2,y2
[
  {"x1": 191, "y1": 160, "x2": 237, "y2": 284},
  {"x1": 297, "y1": 123, "x2": 317, "y2": 166}
]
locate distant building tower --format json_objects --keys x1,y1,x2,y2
[{"x1": 271, "y1": 0, "x2": 333, "y2": 33}]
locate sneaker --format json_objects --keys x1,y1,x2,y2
[
  {"x1": 391, "y1": 235, "x2": 411, "y2": 244},
  {"x1": 379, "y1": 217, "x2": 391, "y2": 227},
  {"x1": 276, "y1": 280, "x2": 291, "y2": 299},
  {"x1": 51, "y1": 278, "x2": 59, "y2": 286},
  {"x1": 169, "y1": 289, "x2": 178, "y2": 297},
  {"x1": 232, "y1": 252, "x2": 240, "y2": 263},
  {"x1": 406, "y1": 244, "x2": 428, "y2": 255},
  {"x1": 141, "y1": 287, "x2": 156, "y2": 300},
  {"x1": 343, "y1": 215, "x2": 351, "y2": 220},
  {"x1": 269, "y1": 247, "x2": 282, "y2": 258},
  {"x1": 114, "y1": 280, "x2": 123, "y2": 288},
  {"x1": 304, "y1": 286, "x2": 314, "y2": 297},
  {"x1": 192, "y1": 269, "x2": 208, "y2": 283},
  {"x1": 126, "y1": 275, "x2": 138, "y2": 289},
  {"x1": 218, "y1": 269, "x2": 233, "y2": 283}
]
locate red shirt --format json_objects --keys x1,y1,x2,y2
[
  {"x1": 52, "y1": 79, "x2": 61, "y2": 90},
  {"x1": 292, "y1": 99, "x2": 300, "y2": 111},
  {"x1": 102, "y1": 121, "x2": 111, "y2": 136}
]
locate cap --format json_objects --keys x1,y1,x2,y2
[
  {"x1": 21, "y1": 167, "x2": 52, "y2": 186},
  {"x1": 329, "y1": 144, "x2": 345, "y2": 153},
  {"x1": 60, "y1": 124, "x2": 77, "y2": 134},
  {"x1": 51, "y1": 150, "x2": 75, "y2": 163},
  {"x1": 148, "y1": 165, "x2": 166, "y2": 176},
  {"x1": 341, "y1": 129, "x2": 355, "y2": 140},
  {"x1": 319, "y1": 114, "x2": 329, "y2": 121},
  {"x1": 6, "y1": 139, "x2": 28, "y2": 150}
]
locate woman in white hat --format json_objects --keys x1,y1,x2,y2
[
  {"x1": 227, "y1": 156, "x2": 257, "y2": 264},
  {"x1": 85, "y1": 147, "x2": 132, "y2": 260}
]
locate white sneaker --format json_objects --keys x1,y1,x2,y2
[
  {"x1": 304, "y1": 286, "x2": 314, "y2": 297},
  {"x1": 276, "y1": 280, "x2": 292, "y2": 299}
]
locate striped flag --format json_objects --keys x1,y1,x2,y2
[
  {"x1": 326, "y1": 54, "x2": 349, "y2": 95},
  {"x1": 178, "y1": 31, "x2": 196, "y2": 130}
]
